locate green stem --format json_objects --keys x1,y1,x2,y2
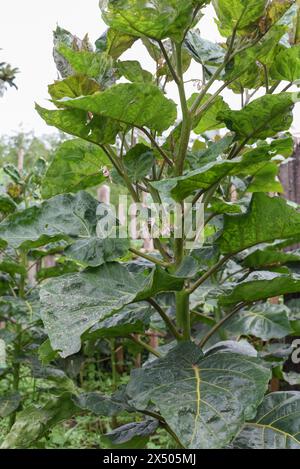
[
  {"x1": 102, "y1": 144, "x2": 140, "y2": 203},
  {"x1": 129, "y1": 334, "x2": 161, "y2": 358},
  {"x1": 19, "y1": 251, "x2": 27, "y2": 298},
  {"x1": 175, "y1": 291, "x2": 191, "y2": 341},
  {"x1": 147, "y1": 298, "x2": 183, "y2": 341},
  {"x1": 199, "y1": 303, "x2": 246, "y2": 349},
  {"x1": 188, "y1": 255, "x2": 231, "y2": 295},
  {"x1": 129, "y1": 248, "x2": 170, "y2": 268},
  {"x1": 175, "y1": 43, "x2": 192, "y2": 176},
  {"x1": 139, "y1": 127, "x2": 173, "y2": 168},
  {"x1": 110, "y1": 339, "x2": 118, "y2": 392},
  {"x1": 157, "y1": 40, "x2": 180, "y2": 85},
  {"x1": 190, "y1": 60, "x2": 228, "y2": 115}
]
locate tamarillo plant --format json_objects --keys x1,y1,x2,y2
[{"x1": 2, "y1": 0, "x2": 300, "y2": 449}]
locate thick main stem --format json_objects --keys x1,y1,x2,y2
[
  {"x1": 175, "y1": 43, "x2": 192, "y2": 176},
  {"x1": 171, "y1": 43, "x2": 192, "y2": 342},
  {"x1": 176, "y1": 291, "x2": 190, "y2": 341}
]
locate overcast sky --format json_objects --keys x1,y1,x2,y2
[{"x1": 0, "y1": 1, "x2": 299, "y2": 138}]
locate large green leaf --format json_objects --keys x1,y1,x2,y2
[
  {"x1": 246, "y1": 162, "x2": 283, "y2": 193},
  {"x1": 271, "y1": 45, "x2": 300, "y2": 82},
  {"x1": 219, "y1": 271, "x2": 300, "y2": 306},
  {"x1": 48, "y1": 75, "x2": 100, "y2": 101},
  {"x1": 1, "y1": 394, "x2": 78, "y2": 449},
  {"x1": 99, "y1": 0, "x2": 197, "y2": 42},
  {"x1": 242, "y1": 246, "x2": 300, "y2": 270},
  {"x1": 57, "y1": 44, "x2": 113, "y2": 84},
  {"x1": 0, "y1": 393, "x2": 21, "y2": 418},
  {"x1": 219, "y1": 193, "x2": 300, "y2": 255},
  {"x1": 184, "y1": 30, "x2": 225, "y2": 67},
  {"x1": 55, "y1": 83, "x2": 177, "y2": 133},
  {"x1": 218, "y1": 93, "x2": 296, "y2": 142},
  {"x1": 224, "y1": 24, "x2": 288, "y2": 93},
  {"x1": 65, "y1": 237, "x2": 129, "y2": 268},
  {"x1": 36, "y1": 104, "x2": 120, "y2": 145},
  {"x1": 87, "y1": 303, "x2": 153, "y2": 339},
  {"x1": 189, "y1": 93, "x2": 230, "y2": 134},
  {"x1": 0, "y1": 261, "x2": 26, "y2": 277},
  {"x1": 42, "y1": 139, "x2": 108, "y2": 198},
  {"x1": 121, "y1": 144, "x2": 154, "y2": 182},
  {"x1": 0, "y1": 193, "x2": 17, "y2": 215},
  {"x1": 232, "y1": 392, "x2": 300, "y2": 449},
  {"x1": 40, "y1": 263, "x2": 184, "y2": 357},
  {"x1": 0, "y1": 192, "x2": 129, "y2": 266},
  {"x1": 116, "y1": 60, "x2": 153, "y2": 83},
  {"x1": 126, "y1": 342, "x2": 271, "y2": 449},
  {"x1": 213, "y1": 0, "x2": 268, "y2": 36},
  {"x1": 0, "y1": 191, "x2": 96, "y2": 249},
  {"x1": 188, "y1": 135, "x2": 234, "y2": 170},
  {"x1": 226, "y1": 303, "x2": 292, "y2": 340},
  {"x1": 152, "y1": 147, "x2": 282, "y2": 201},
  {"x1": 95, "y1": 28, "x2": 137, "y2": 59},
  {"x1": 101, "y1": 420, "x2": 159, "y2": 449},
  {"x1": 75, "y1": 387, "x2": 132, "y2": 417}
]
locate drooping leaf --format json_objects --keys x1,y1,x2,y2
[
  {"x1": 48, "y1": 75, "x2": 100, "y2": 101},
  {"x1": 38, "y1": 339, "x2": 58, "y2": 366},
  {"x1": 212, "y1": 0, "x2": 268, "y2": 36},
  {"x1": 52, "y1": 26, "x2": 75, "y2": 78},
  {"x1": 231, "y1": 392, "x2": 300, "y2": 449},
  {"x1": 3, "y1": 164, "x2": 22, "y2": 184},
  {"x1": 95, "y1": 28, "x2": 137, "y2": 59},
  {"x1": 75, "y1": 387, "x2": 132, "y2": 417},
  {"x1": 0, "y1": 191, "x2": 129, "y2": 265},
  {"x1": 218, "y1": 93, "x2": 296, "y2": 142},
  {"x1": 1, "y1": 394, "x2": 79, "y2": 449},
  {"x1": 226, "y1": 303, "x2": 292, "y2": 340},
  {"x1": 270, "y1": 44, "x2": 300, "y2": 82},
  {"x1": 224, "y1": 24, "x2": 288, "y2": 93},
  {"x1": 116, "y1": 60, "x2": 153, "y2": 83},
  {"x1": 184, "y1": 30, "x2": 225, "y2": 67},
  {"x1": 87, "y1": 303, "x2": 153, "y2": 338},
  {"x1": 36, "y1": 104, "x2": 120, "y2": 145},
  {"x1": 40, "y1": 263, "x2": 184, "y2": 357},
  {"x1": 188, "y1": 135, "x2": 234, "y2": 170},
  {"x1": 242, "y1": 246, "x2": 300, "y2": 270},
  {"x1": 99, "y1": 0, "x2": 197, "y2": 42},
  {"x1": 219, "y1": 193, "x2": 300, "y2": 255},
  {"x1": 28, "y1": 358, "x2": 78, "y2": 394},
  {"x1": 0, "y1": 261, "x2": 26, "y2": 277},
  {"x1": 152, "y1": 148, "x2": 282, "y2": 201},
  {"x1": 41, "y1": 139, "x2": 108, "y2": 198},
  {"x1": 121, "y1": 144, "x2": 155, "y2": 182},
  {"x1": 0, "y1": 393, "x2": 21, "y2": 418},
  {"x1": 126, "y1": 342, "x2": 271, "y2": 449},
  {"x1": 57, "y1": 44, "x2": 113, "y2": 86},
  {"x1": 101, "y1": 419, "x2": 159, "y2": 449},
  {"x1": 219, "y1": 271, "x2": 300, "y2": 306},
  {"x1": 0, "y1": 193, "x2": 17, "y2": 215},
  {"x1": 65, "y1": 237, "x2": 130, "y2": 268},
  {"x1": 36, "y1": 262, "x2": 79, "y2": 281},
  {"x1": 55, "y1": 83, "x2": 177, "y2": 133},
  {"x1": 246, "y1": 162, "x2": 283, "y2": 193},
  {"x1": 0, "y1": 191, "x2": 93, "y2": 250},
  {"x1": 189, "y1": 93, "x2": 230, "y2": 134}
]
